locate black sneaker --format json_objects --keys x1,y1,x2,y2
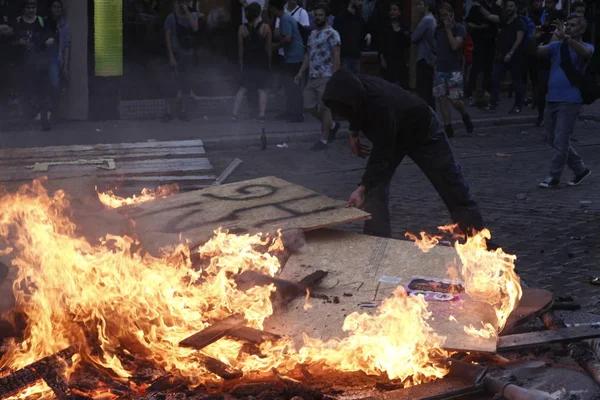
[
  {"x1": 462, "y1": 113, "x2": 474, "y2": 134},
  {"x1": 509, "y1": 106, "x2": 522, "y2": 114},
  {"x1": 445, "y1": 124, "x2": 455, "y2": 138},
  {"x1": 328, "y1": 121, "x2": 340, "y2": 142},
  {"x1": 309, "y1": 141, "x2": 328, "y2": 151},
  {"x1": 538, "y1": 177, "x2": 560, "y2": 188},
  {"x1": 567, "y1": 169, "x2": 591, "y2": 186}
]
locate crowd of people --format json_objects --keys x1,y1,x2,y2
[{"x1": 0, "y1": 0, "x2": 71, "y2": 131}]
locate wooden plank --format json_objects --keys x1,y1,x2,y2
[
  {"x1": 179, "y1": 314, "x2": 247, "y2": 349},
  {"x1": 0, "y1": 158, "x2": 214, "y2": 182},
  {"x1": 227, "y1": 327, "x2": 281, "y2": 343},
  {"x1": 0, "y1": 139, "x2": 205, "y2": 159},
  {"x1": 113, "y1": 176, "x2": 371, "y2": 255},
  {"x1": 264, "y1": 229, "x2": 498, "y2": 353},
  {"x1": 0, "y1": 147, "x2": 207, "y2": 165},
  {"x1": 497, "y1": 326, "x2": 600, "y2": 352},
  {"x1": 501, "y1": 288, "x2": 554, "y2": 335}
]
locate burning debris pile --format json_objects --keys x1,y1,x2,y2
[{"x1": 0, "y1": 179, "x2": 585, "y2": 400}]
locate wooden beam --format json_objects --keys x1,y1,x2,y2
[
  {"x1": 228, "y1": 327, "x2": 281, "y2": 343},
  {"x1": 179, "y1": 314, "x2": 247, "y2": 349},
  {"x1": 497, "y1": 326, "x2": 600, "y2": 352}
]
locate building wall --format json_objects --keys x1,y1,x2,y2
[{"x1": 63, "y1": 0, "x2": 89, "y2": 120}]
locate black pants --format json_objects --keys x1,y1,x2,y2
[
  {"x1": 537, "y1": 68, "x2": 550, "y2": 118},
  {"x1": 465, "y1": 45, "x2": 494, "y2": 98},
  {"x1": 416, "y1": 59, "x2": 435, "y2": 110},
  {"x1": 363, "y1": 109, "x2": 484, "y2": 238},
  {"x1": 281, "y1": 62, "x2": 304, "y2": 119},
  {"x1": 21, "y1": 65, "x2": 51, "y2": 115},
  {"x1": 381, "y1": 62, "x2": 409, "y2": 89}
]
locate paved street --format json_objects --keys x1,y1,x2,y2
[{"x1": 207, "y1": 119, "x2": 600, "y2": 317}]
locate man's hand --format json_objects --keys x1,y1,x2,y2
[
  {"x1": 348, "y1": 135, "x2": 371, "y2": 158},
  {"x1": 533, "y1": 26, "x2": 544, "y2": 39},
  {"x1": 364, "y1": 33, "x2": 371, "y2": 46},
  {"x1": 294, "y1": 72, "x2": 302, "y2": 84},
  {"x1": 380, "y1": 56, "x2": 387, "y2": 69},
  {"x1": 45, "y1": 37, "x2": 55, "y2": 47},
  {"x1": 503, "y1": 52, "x2": 512, "y2": 62},
  {"x1": 169, "y1": 54, "x2": 177, "y2": 67},
  {"x1": 551, "y1": 20, "x2": 565, "y2": 40},
  {"x1": 346, "y1": 185, "x2": 367, "y2": 209},
  {"x1": 443, "y1": 16, "x2": 454, "y2": 31}
]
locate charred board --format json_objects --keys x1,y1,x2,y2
[
  {"x1": 179, "y1": 315, "x2": 247, "y2": 349},
  {"x1": 497, "y1": 326, "x2": 600, "y2": 352}
]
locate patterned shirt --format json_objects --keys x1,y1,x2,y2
[{"x1": 307, "y1": 26, "x2": 341, "y2": 78}]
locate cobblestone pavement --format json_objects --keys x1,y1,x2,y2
[{"x1": 208, "y1": 119, "x2": 600, "y2": 315}]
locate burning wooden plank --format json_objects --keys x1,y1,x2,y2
[
  {"x1": 0, "y1": 345, "x2": 78, "y2": 399},
  {"x1": 227, "y1": 327, "x2": 281, "y2": 344},
  {"x1": 179, "y1": 314, "x2": 247, "y2": 349}
]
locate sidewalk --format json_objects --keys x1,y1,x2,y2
[{"x1": 1, "y1": 99, "x2": 599, "y2": 150}]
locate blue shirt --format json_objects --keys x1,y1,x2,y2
[
  {"x1": 547, "y1": 40, "x2": 594, "y2": 103},
  {"x1": 279, "y1": 14, "x2": 305, "y2": 64}
]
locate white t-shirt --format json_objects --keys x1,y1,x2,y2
[
  {"x1": 242, "y1": 0, "x2": 264, "y2": 23},
  {"x1": 275, "y1": 5, "x2": 310, "y2": 56}
]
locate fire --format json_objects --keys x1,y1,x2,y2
[
  {"x1": 406, "y1": 225, "x2": 522, "y2": 338},
  {"x1": 96, "y1": 184, "x2": 179, "y2": 208},
  {"x1": 0, "y1": 182, "x2": 520, "y2": 398},
  {"x1": 404, "y1": 231, "x2": 441, "y2": 253}
]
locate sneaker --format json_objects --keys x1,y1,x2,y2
[
  {"x1": 231, "y1": 115, "x2": 239, "y2": 121},
  {"x1": 509, "y1": 106, "x2": 522, "y2": 114},
  {"x1": 484, "y1": 104, "x2": 496, "y2": 112},
  {"x1": 567, "y1": 169, "x2": 591, "y2": 186},
  {"x1": 535, "y1": 115, "x2": 544, "y2": 127},
  {"x1": 538, "y1": 177, "x2": 560, "y2": 188},
  {"x1": 328, "y1": 121, "x2": 340, "y2": 142},
  {"x1": 254, "y1": 116, "x2": 266, "y2": 123},
  {"x1": 462, "y1": 113, "x2": 474, "y2": 134},
  {"x1": 34, "y1": 112, "x2": 41, "y2": 121},
  {"x1": 161, "y1": 113, "x2": 173, "y2": 123},
  {"x1": 309, "y1": 141, "x2": 328, "y2": 151}
]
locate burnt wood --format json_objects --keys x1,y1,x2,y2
[
  {"x1": 227, "y1": 327, "x2": 281, "y2": 343},
  {"x1": 497, "y1": 326, "x2": 600, "y2": 352},
  {"x1": 179, "y1": 314, "x2": 247, "y2": 349}
]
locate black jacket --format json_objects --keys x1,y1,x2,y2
[
  {"x1": 322, "y1": 70, "x2": 431, "y2": 190},
  {"x1": 333, "y1": 9, "x2": 368, "y2": 58}
]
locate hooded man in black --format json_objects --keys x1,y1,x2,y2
[{"x1": 322, "y1": 69, "x2": 485, "y2": 238}]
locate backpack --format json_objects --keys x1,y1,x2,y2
[
  {"x1": 290, "y1": 7, "x2": 309, "y2": 47},
  {"x1": 519, "y1": 15, "x2": 535, "y2": 48},
  {"x1": 559, "y1": 41, "x2": 600, "y2": 105}
]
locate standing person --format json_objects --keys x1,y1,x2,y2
[
  {"x1": 378, "y1": 2, "x2": 410, "y2": 88},
  {"x1": 433, "y1": 2, "x2": 474, "y2": 137},
  {"x1": 163, "y1": 0, "x2": 199, "y2": 122},
  {"x1": 464, "y1": 0, "x2": 502, "y2": 106},
  {"x1": 12, "y1": 0, "x2": 54, "y2": 130},
  {"x1": 485, "y1": 0, "x2": 525, "y2": 113},
  {"x1": 529, "y1": 0, "x2": 543, "y2": 25},
  {"x1": 530, "y1": 15, "x2": 593, "y2": 188},
  {"x1": 322, "y1": 69, "x2": 486, "y2": 239},
  {"x1": 333, "y1": 0, "x2": 371, "y2": 74},
  {"x1": 270, "y1": 0, "x2": 305, "y2": 123},
  {"x1": 274, "y1": 0, "x2": 310, "y2": 120},
  {"x1": 232, "y1": 3, "x2": 271, "y2": 122},
  {"x1": 534, "y1": 0, "x2": 565, "y2": 126},
  {"x1": 411, "y1": 0, "x2": 436, "y2": 109},
  {"x1": 45, "y1": 0, "x2": 70, "y2": 121},
  {"x1": 294, "y1": 3, "x2": 341, "y2": 150}
]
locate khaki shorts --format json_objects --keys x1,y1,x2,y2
[{"x1": 303, "y1": 77, "x2": 330, "y2": 111}]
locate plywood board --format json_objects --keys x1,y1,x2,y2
[
  {"x1": 0, "y1": 139, "x2": 216, "y2": 190},
  {"x1": 264, "y1": 229, "x2": 498, "y2": 353},
  {"x1": 115, "y1": 177, "x2": 371, "y2": 254}
]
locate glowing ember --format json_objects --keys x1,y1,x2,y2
[
  {"x1": 0, "y1": 181, "x2": 521, "y2": 399},
  {"x1": 96, "y1": 184, "x2": 179, "y2": 208}
]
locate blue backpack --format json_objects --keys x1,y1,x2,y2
[{"x1": 520, "y1": 15, "x2": 535, "y2": 48}]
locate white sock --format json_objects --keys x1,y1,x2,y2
[{"x1": 320, "y1": 139, "x2": 327, "y2": 144}]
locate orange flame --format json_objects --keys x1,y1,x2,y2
[
  {"x1": 96, "y1": 184, "x2": 179, "y2": 208},
  {"x1": 404, "y1": 232, "x2": 441, "y2": 253},
  {"x1": 406, "y1": 225, "x2": 522, "y2": 338},
  {"x1": 303, "y1": 289, "x2": 312, "y2": 311}
]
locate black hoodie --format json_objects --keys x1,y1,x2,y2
[{"x1": 322, "y1": 70, "x2": 431, "y2": 191}]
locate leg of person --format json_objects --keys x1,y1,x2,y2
[
  {"x1": 424, "y1": 62, "x2": 435, "y2": 110},
  {"x1": 416, "y1": 59, "x2": 435, "y2": 109},
  {"x1": 482, "y1": 48, "x2": 495, "y2": 96},
  {"x1": 408, "y1": 110, "x2": 485, "y2": 235},
  {"x1": 538, "y1": 101, "x2": 559, "y2": 187},
  {"x1": 433, "y1": 71, "x2": 451, "y2": 133},
  {"x1": 550, "y1": 103, "x2": 588, "y2": 184},
  {"x1": 488, "y1": 62, "x2": 506, "y2": 110},
  {"x1": 509, "y1": 57, "x2": 524, "y2": 112},
  {"x1": 178, "y1": 54, "x2": 194, "y2": 120},
  {"x1": 287, "y1": 62, "x2": 304, "y2": 122},
  {"x1": 362, "y1": 165, "x2": 403, "y2": 238},
  {"x1": 232, "y1": 86, "x2": 247, "y2": 119},
  {"x1": 282, "y1": 63, "x2": 296, "y2": 119},
  {"x1": 37, "y1": 68, "x2": 52, "y2": 131},
  {"x1": 257, "y1": 89, "x2": 268, "y2": 119},
  {"x1": 465, "y1": 51, "x2": 482, "y2": 101},
  {"x1": 48, "y1": 57, "x2": 61, "y2": 119},
  {"x1": 536, "y1": 68, "x2": 549, "y2": 126},
  {"x1": 448, "y1": 71, "x2": 473, "y2": 134}
]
